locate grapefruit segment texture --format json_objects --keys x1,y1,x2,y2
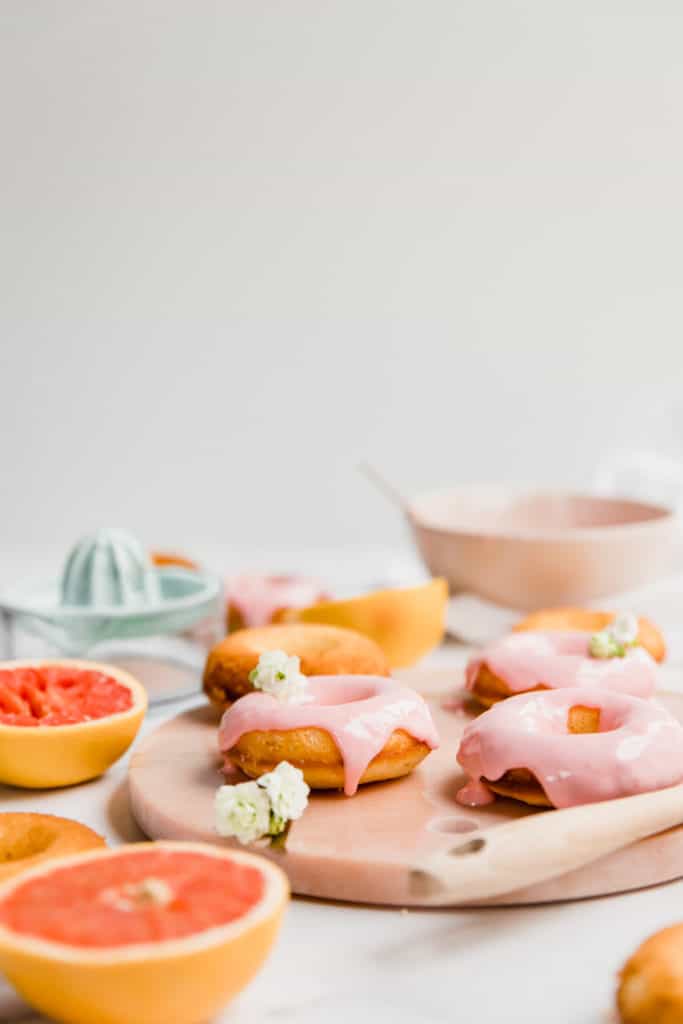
[
  {"x1": 0, "y1": 660, "x2": 147, "y2": 789},
  {"x1": 0, "y1": 848, "x2": 264, "y2": 947},
  {"x1": 0, "y1": 667, "x2": 133, "y2": 727}
]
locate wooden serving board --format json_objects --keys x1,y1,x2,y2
[{"x1": 128, "y1": 670, "x2": 683, "y2": 907}]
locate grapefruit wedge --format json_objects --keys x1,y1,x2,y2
[
  {"x1": 0, "y1": 841, "x2": 288, "y2": 1024},
  {"x1": 284, "y1": 577, "x2": 449, "y2": 668},
  {"x1": 0, "y1": 660, "x2": 147, "y2": 788}
]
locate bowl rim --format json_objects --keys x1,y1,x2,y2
[
  {"x1": 0, "y1": 567, "x2": 222, "y2": 621},
  {"x1": 408, "y1": 485, "x2": 676, "y2": 541}
]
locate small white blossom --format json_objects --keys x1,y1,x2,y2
[
  {"x1": 258, "y1": 761, "x2": 310, "y2": 834},
  {"x1": 215, "y1": 780, "x2": 271, "y2": 844},
  {"x1": 248, "y1": 649, "x2": 308, "y2": 703},
  {"x1": 215, "y1": 762, "x2": 310, "y2": 844},
  {"x1": 589, "y1": 612, "x2": 639, "y2": 659},
  {"x1": 610, "y1": 613, "x2": 639, "y2": 646},
  {"x1": 589, "y1": 630, "x2": 617, "y2": 659}
]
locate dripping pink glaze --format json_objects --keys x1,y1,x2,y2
[
  {"x1": 456, "y1": 687, "x2": 683, "y2": 809},
  {"x1": 466, "y1": 630, "x2": 657, "y2": 699},
  {"x1": 227, "y1": 574, "x2": 329, "y2": 627},
  {"x1": 457, "y1": 778, "x2": 495, "y2": 807},
  {"x1": 218, "y1": 675, "x2": 440, "y2": 796}
]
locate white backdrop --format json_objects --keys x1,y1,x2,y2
[{"x1": 2, "y1": 1, "x2": 683, "y2": 568}]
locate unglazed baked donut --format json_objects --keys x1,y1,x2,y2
[
  {"x1": 226, "y1": 574, "x2": 330, "y2": 632},
  {"x1": 456, "y1": 687, "x2": 683, "y2": 809},
  {"x1": 617, "y1": 925, "x2": 683, "y2": 1024},
  {"x1": 0, "y1": 813, "x2": 105, "y2": 883},
  {"x1": 514, "y1": 608, "x2": 666, "y2": 663},
  {"x1": 203, "y1": 624, "x2": 389, "y2": 708},
  {"x1": 218, "y1": 676, "x2": 439, "y2": 794},
  {"x1": 465, "y1": 630, "x2": 658, "y2": 708}
]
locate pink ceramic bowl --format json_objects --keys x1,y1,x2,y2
[{"x1": 408, "y1": 487, "x2": 678, "y2": 611}]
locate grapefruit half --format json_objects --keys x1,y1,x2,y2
[
  {"x1": 0, "y1": 841, "x2": 288, "y2": 1024},
  {"x1": 0, "y1": 659, "x2": 147, "y2": 788}
]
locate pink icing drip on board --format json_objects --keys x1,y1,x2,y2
[
  {"x1": 227, "y1": 574, "x2": 329, "y2": 627},
  {"x1": 466, "y1": 630, "x2": 657, "y2": 698},
  {"x1": 456, "y1": 687, "x2": 683, "y2": 808},
  {"x1": 218, "y1": 675, "x2": 440, "y2": 795},
  {"x1": 456, "y1": 778, "x2": 495, "y2": 807}
]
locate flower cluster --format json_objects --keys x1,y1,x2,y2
[
  {"x1": 589, "y1": 612, "x2": 639, "y2": 659},
  {"x1": 248, "y1": 649, "x2": 308, "y2": 703},
  {"x1": 215, "y1": 761, "x2": 310, "y2": 845}
]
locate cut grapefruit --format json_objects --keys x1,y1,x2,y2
[
  {"x1": 0, "y1": 660, "x2": 147, "y2": 788},
  {"x1": 513, "y1": 608, "x2": 666, "y2": 663},
  {"x1": 0, "y1": 841, "x2": 288, "y2": 1024},
  {"x1": 0, "y1": 814, "x2": 105, "y2": 883},
  {"x1": 283, "y1": 578, "x2": 449, "y2": 668}
]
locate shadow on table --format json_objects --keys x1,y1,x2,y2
[
  {"x1": 0, "y1": 978, "x2": 40, "y2": 1023},
  {"x1": 107, "y1": 779, "x2": 147, "y2": 843}
]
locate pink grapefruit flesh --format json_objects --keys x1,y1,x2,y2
[
  {"x1": 0, "y1": 666, "x2": 133, "y2": 727},
  {"x1": 0, "y1": 842, "x2": 288, "y2": 1024},
  {"x1": 0, "y1": 847, "x2": 265, "y2": 948}
]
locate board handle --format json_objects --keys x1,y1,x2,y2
[{"x1": 410, "y1": 782, "x2": 683, "y2": 905}]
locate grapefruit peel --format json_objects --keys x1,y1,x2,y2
[
  {"x1": 0, "y1": 841, "x2": 288, "y2": 1024},
  {"x1": 0, "y1": 659, "x2": 147, "y2": 789}
]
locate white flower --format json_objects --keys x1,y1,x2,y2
[
  {"x1": 248, "y1": 649, "x2": 308, "y2": 703},
  {"x1": 258, "y1": 761, "x2": 310, "y2": 833},
  {"x1": 589, "y1": 630, "x2": 616, "y2": 659},
  {"x1": 215, "y1": 761, "x2": 310, "y2": 844},
  {"x1": 589, "y1": 611, "x2": 639, "y2": 659},
  {"x1": 215, "y1": 780, "x2": 271, "y2": 844},
  {"x1": 610, "y1": 613, "x2": 639, "y2": 646}
]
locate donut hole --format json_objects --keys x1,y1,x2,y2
[
  {"x1": 567, "y1": 704, "x2": 601, "y2": 734},
  {"x1": 310, "y1": 681, "x2": 381, "y2": 706},
  {"x1": 0, "y1": 823, "x2": 56, "y2": 864}
]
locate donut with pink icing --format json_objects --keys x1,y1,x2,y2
[
  {"x1": 456, "y1": 687, "x2": 683, "y2": 809},
  {"x1": 226, "y1": 574, "x2": 329, "y2": 631},
  {"x1": 218, "y1": 676, "x2": 440, "y2": 795},
  {"x1": 466, "y1": 630, "x2": 658, "y2": 708}
]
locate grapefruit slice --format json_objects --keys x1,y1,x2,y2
[
  {"x1": 0, "y1": 814, "x2": 105, "y2": 883},
  {"x1": 284, "y1": 578, "x2": 449, "y2": 668},
  {"x1": 0, "y1": 841, "x2": 288, "y2": 1024},
  {"x1": 513, "y1": 608, "x2": 666, "y2": 663},
  {"x1": 0, "y1": 660, "x2": 147, "y2": 788}
]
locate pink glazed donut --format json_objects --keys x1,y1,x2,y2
[
  {"x1": 466, "y1": 630, "x2": 658, "y2": 708},
  {"x1": 219, "y1": 675, "x2": 440, "y2": 795},
  {"x1": 456, "y1": 687, "x2": 683, "y2": 809}
]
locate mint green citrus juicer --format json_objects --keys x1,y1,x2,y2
[{"x1": 0, "y1": 529, "x2": 222, "y2": 703}]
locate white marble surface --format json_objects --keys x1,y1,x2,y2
[{"x1": 1, "y1": 644, "x2": 682, "y2": 1023}]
